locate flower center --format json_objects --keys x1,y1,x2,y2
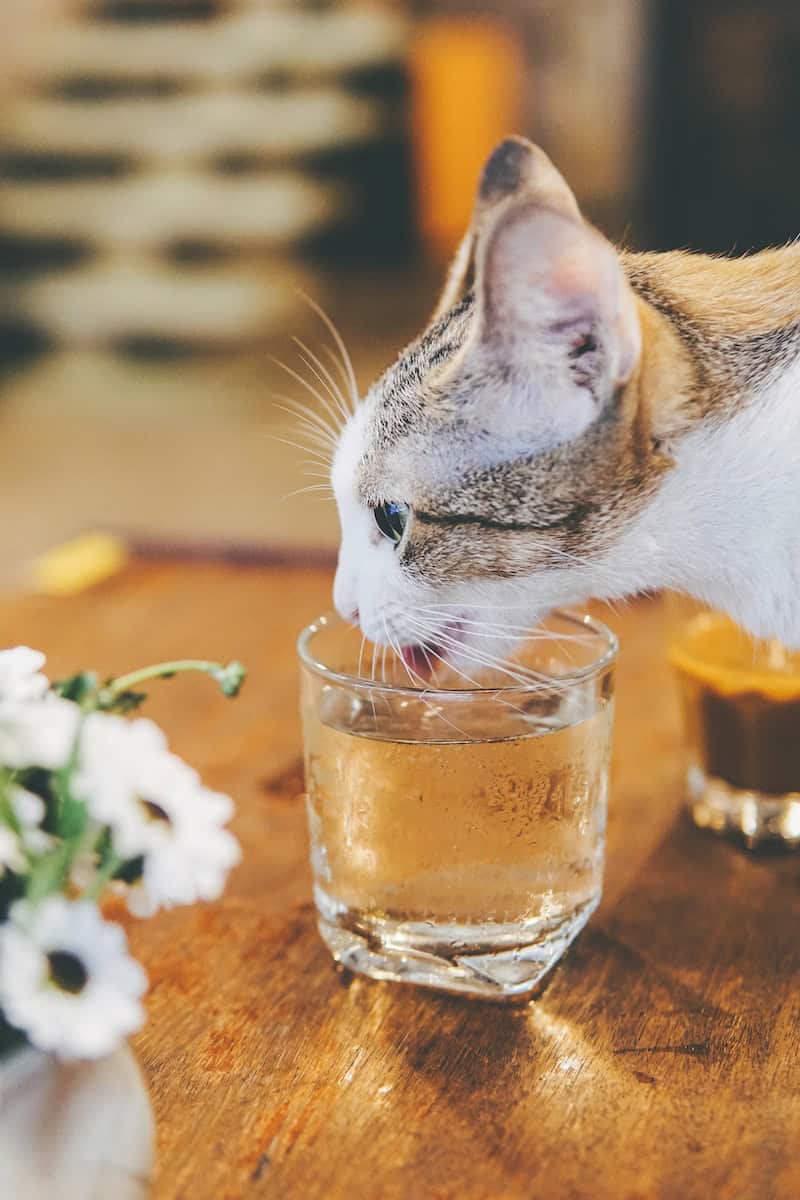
[
  {"x1": 47, "y1": 951, "x2": 88, "y2": 994},
  {"x1": 138, "y1": 798, "x2": 171, "y2": 824}
]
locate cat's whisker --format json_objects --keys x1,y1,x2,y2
[
  {"x1": 364, "y1": 634, "x2": 379, "y2": 725},
  {"x1": 403, "y1": 616, "x2": 531, "y2": 683},
  {"x1": 295, "y1": 289, "x2": 359, "y2": 412},
  {"x1": 418, "y1": 642, "x2": 437, "y2": 684},
  {"x1": 264, "y1": 434, "x2": 332, "y2": 465},
  {"x1": 382, "y1": 618, "x2": 438, "y2": 696},
  {"x1": 294, "y1": 348, "x2": 351, "y2": 428},
  {"x1": 418, "y1": 608, "x2": 598, "y2": 641},
  {"x1": 411, "y1": 639, "x2": 532, "y2": 718},
  {"x1": 272, "y1": 389, "x2": 340, "y2": 435},
  {"x1": 273, "y1": 400, "x2": 339, "y2": 448},
  {"x1": 407, "y1": 619, "x2": 556, "y2": 710},
  {"x1": 420, "y1": 600, "x2": 539, "y2": 611},
  {"x1": 321, "y1": 345, "x2": 357, "y2": 410},
  {"x1": 357, "y1": 632, "x2": 367, "y2": 682},
  {"x1": 380, "y1": 621, "x2": 476, "y2": 739},
  {"x1": 280, "y1": 484, "x2": 334, "y2": 502},
  {"x1": 405, "y1": 618, "x2": 568, "y2": 695},
  {"x1": 292, "y1": 336, "x2": 352, "y2": 425},
  {"x1": 382, "y1": 618, "x2": 421, "y2": 690},
  {"x1": 446, "y1": 625, "x2": 597, "y2": 648},
  {"x1": 418, "y1": 603, "x2": 590, "y2": 638},
  {"x1": 279, "y1": 427, "x2": 335, "y2": 460},
  {"x1": 270, "y1": 356, "x2": 346, "y2": 436},
  {"x1": 415, "y1": 639, "x2": 482, "y2": 688}
]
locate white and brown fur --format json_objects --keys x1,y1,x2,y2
[{"x1": 332, "y1": 136, "x2": 800, "y2": 672}]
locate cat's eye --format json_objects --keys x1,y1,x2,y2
[{"x1": 373, "y1": 501, "x2": 409, "y2": 545}]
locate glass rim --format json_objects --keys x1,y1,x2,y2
[{"x1": 297, "y1": 609, "x2": 617, "y2": 699}]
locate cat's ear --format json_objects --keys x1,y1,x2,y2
[
  {"x1": 475, "y1": 195, "x2": 641, "y2": 396},
  {"x1": 431, "y1": 136, "x2": 582, "y2": 322},
  {"x1": 476, "y1": 136, "x2": 581, "y2": 223},
  {"x1": 430, "y1": 230, "x2": 475, "y2": 322}
]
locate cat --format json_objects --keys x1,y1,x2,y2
[{"x1": 330, "y1": 135, "x2": 800, "y2": 678}]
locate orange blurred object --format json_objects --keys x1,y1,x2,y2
[{"x1": 409, "y1": 17, "x2": 525, "y2": 261}]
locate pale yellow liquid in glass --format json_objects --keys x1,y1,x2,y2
[{"x1": 305, "y1": 709, "x2": 610, "y2": 931}]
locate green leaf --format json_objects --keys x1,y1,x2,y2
[
  {"x1": 102, "y1": 689, "x2": 147, "y2": 715},
  {"x1": 26, "y1": 843, "x2": 71, "y2": 902},
  {"x1": 52, "y1": 671, "x2": 99, "y2": 704},
  {"x1": 57, "y1": 795, "x2": 86, "y2": 841},
  {"x1": 0, "y1": 790, "x2": 21, "y2": 837}
]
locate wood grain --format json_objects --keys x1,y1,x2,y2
[{"x1": 1, "y1": 560, "x2": 798, "y2": 1200}]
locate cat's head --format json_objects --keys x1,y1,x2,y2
[{"x1": 332, "y1": 137, "x2": 663, "y2": 678}]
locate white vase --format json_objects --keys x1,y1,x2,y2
[{"x1": 0, "y1": 1041, "x2": 154, "y2": 1199}]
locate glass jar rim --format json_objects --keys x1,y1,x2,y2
[{"x1": 297, "y1": 609, "x2": 617, "y2": 699}]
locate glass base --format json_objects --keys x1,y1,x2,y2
[
  {"x1": 687, "y1": 766, "x2": 800, "y2": 849},
  {"x1": 315, "y1": 885, "x2": 599, "y2": 1002}
]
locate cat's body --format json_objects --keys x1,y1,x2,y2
[{"x1": 331, "y1": 138, "x2": 800, "y2": 674}]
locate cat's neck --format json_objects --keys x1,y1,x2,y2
[
  {"x1": 611, "y1": 247, "x2": 800, "y2": 644},
  {"x1": 626, "y1": 243, "x2": 800, "y2": 337},
  {"x1": 625, "y1": 245, "x2": 800, "y2": 428}
]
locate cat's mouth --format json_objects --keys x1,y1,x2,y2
[{"x1": 398, "y1": 620, "x2": 464, "y2": 682}]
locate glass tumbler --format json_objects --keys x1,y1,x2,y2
[
  {"x1": 668, "y1": 596, "x2": 800, "y2": 848},
  {"x1": 298, "y1": 611, "x2": 617, "y2": 1001}
]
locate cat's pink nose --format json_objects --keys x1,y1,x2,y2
[{"x1": 348, "y1": 608, "x2": 360, "y2": 626}]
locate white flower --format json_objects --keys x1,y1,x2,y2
[
  {"x1": 10, "y1": 785, "x2": 55, "y2": 855},
  {"x1": 68, "y1": 847, "x2": 100, "y2": 893},
  {"x1": 0, "y1": 826, "x2": 25, "y2": 876},
  {"x1": 0, "y1": 696, "x2": 80, "y2": 770},
  {"x1": 0, "y1": 897, "x2": 146, "y2": 1059},
  {"x1": 0, "y1": 647, "x2": 49, "y2": 702},
  {"x1": 8, "y1": 785, "x2": 45, "y2": 829},
  {"x1": 0, "y1": 786, "x2": 53, "y2": 874},
  {"x1": 73, "y1": 714, "x2": 168, "y2": 841},
  {"x1": 74, "y1": 713, "x2": 240, "y2": 913},
  {"x1": 128, "y1": 782, "x2": 240, "y2": 915}
]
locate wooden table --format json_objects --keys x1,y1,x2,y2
[{"x1": 2, "y1": 557, "x2": 798, "y2": 1200}]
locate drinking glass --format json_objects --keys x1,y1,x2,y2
[
  {"x1": 667, "y1": 596, "x2": 800, "y2": 848},
  {"x1": 298, "y1": 611, "x2": 617, "y2": 1001}
]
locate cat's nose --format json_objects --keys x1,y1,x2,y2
[{"x1": 333, "y1": 568, "x2": 359, "y2": 625}]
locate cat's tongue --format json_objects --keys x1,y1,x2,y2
[{"x1": 399, "y1": 643, "x2": 435, "y2": 680}]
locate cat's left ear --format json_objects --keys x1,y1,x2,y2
[
  {"x1": 431, "y1": 136, "x2": 583, "y2": 322},
  {"x1": 475, "y1": 199, "x2": 641, "y2": 392}
]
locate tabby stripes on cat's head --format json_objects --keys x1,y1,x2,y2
[{"x1": 327, "y1": 135, "x2": 800, "y2": 675}]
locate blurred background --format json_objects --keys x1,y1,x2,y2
[{"x1": 2, "y1": 0, "x2": 800, "y2": 582}]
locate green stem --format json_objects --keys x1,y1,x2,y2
[
  {"x1": 26, "y1": 842, "x2": 71, "y2": 902},
  {"x1": 101, "y1": 658, "x2": 245, "y2": 702},
  {"x1": 0, "y1": 772, "x2": 21, "y2": 837},
  {"x1": 85, "y1": 852, "x2": 124, "y2": 901},
  {"x1": 106, "y1": 660, "x2": 222, "y2": 696}
]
